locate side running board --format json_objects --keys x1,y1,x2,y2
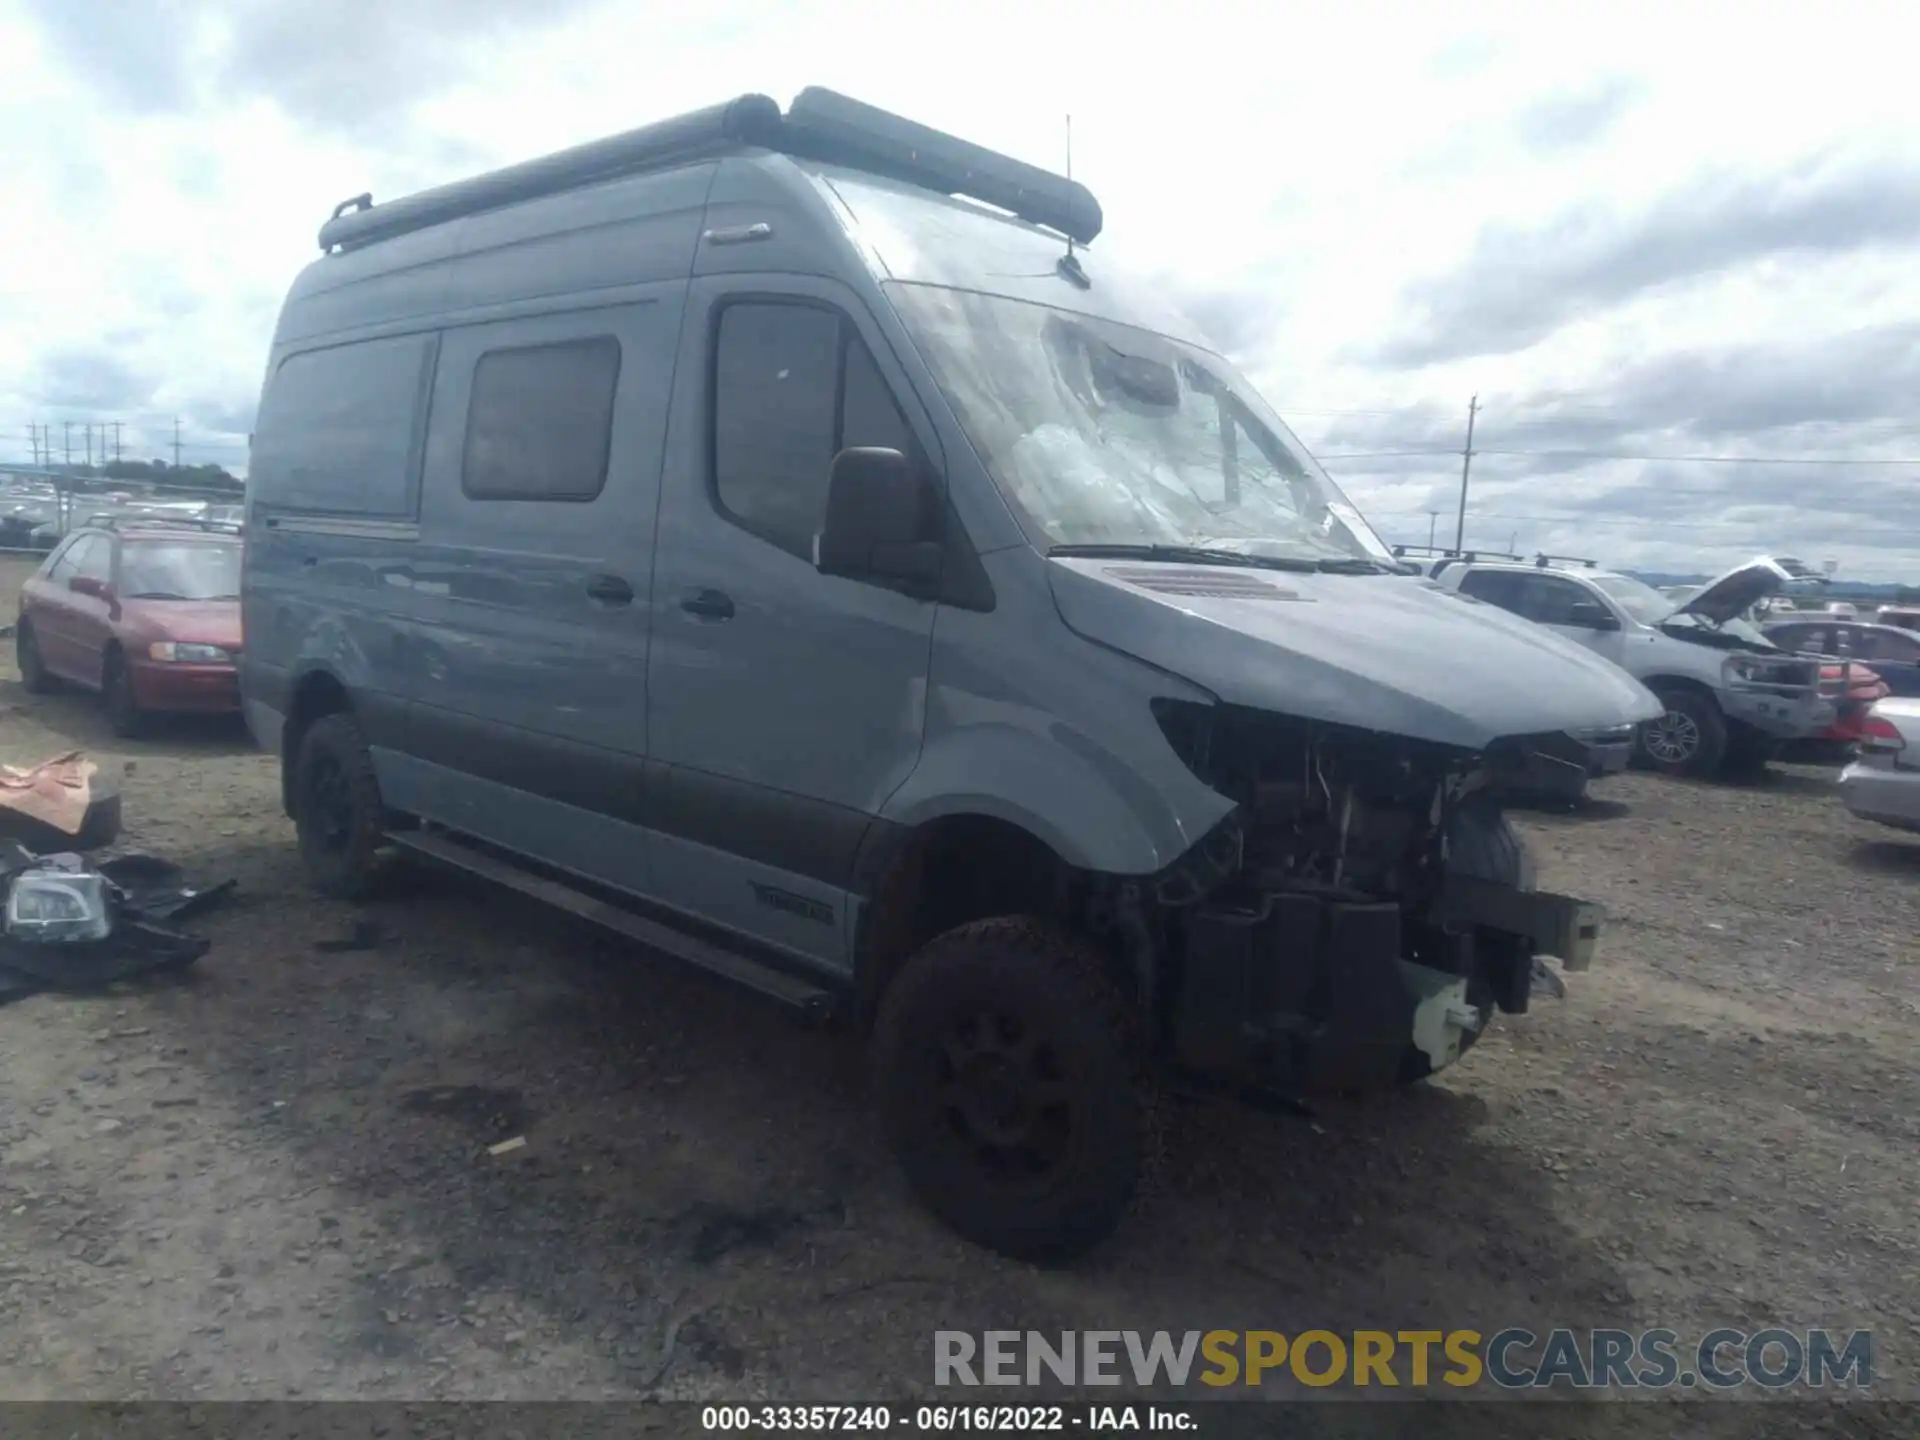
[{"x1": 385, "y1": 829, "x2": 838, "y2": 1022}]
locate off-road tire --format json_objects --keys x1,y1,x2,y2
[
  {"x1": 15, "y1": 620, "x2": 53, "y2": 694},
  {"x1": 871, "y1": 916, "x2": 1143, "y2": 1265},
  {"x1": 1636, "y1": 687, "x2": 1728, "y2": 778},
  {"x1": 292, "y1": 713, "x2": 386, "y2": 900},
  {"x1": 102, "y1": 648, "x2": 147, "y2": 739}
]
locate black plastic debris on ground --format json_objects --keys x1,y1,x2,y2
[
  {"x1": 0, "y1": 843, "x2": 234, "y2": 1006},
  {"x1": 315, "y1": 918, "x2": 381, "y2": 954}
]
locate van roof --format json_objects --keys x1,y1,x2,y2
[{"x1": 317, "y1": 88, "x2": 1101, "y2": 256}]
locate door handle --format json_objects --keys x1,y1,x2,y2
[
  {"x1": 679, "y1": 588, "x2": 735, "y2": 621},
  {"x1": 586, "y1": 574, "x2": 634, "y2": 605}
]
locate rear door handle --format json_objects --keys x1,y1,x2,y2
[
  {"x1": 586, "y1": 574, "x2": 634, "y2": 605},
  {"x1": 680, "y1": 588, "x2": 734, "y2": 621}
]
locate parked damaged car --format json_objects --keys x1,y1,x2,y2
[
  {"x1": 1432, "y1": 555, "x2": 1838, "y2": 778},
  {"x1": 243, "y1": 86, "x2": 1667, "y2": 1262}
]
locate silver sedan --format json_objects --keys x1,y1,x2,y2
[{"x1": 1839, "y1": 698, "x2": 1920, "y2": 833}]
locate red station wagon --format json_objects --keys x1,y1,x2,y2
[{"x1": 14, "y1": 523, "x2": 244, "y2": 736}]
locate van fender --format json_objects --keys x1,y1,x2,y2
[
  {"x1": 280, "y1": 618, "x2": 410, "y2": 758},
  {"x1": 877, "y1": 722, "x2": 1236, "y2": 877}
]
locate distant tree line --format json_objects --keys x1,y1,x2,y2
[{"x1": 96, "y1": 459, "x2": 243, "y2": 491}]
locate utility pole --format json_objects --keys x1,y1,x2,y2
[
  {"x1": 112, "y1": 420, "x2": 123, "y2": 464},
  {"x1": 63, "y1": 421, "x2": 74, "y2": 470},
  {"x1": 172, "y1": 416, "x2": 183, "y2": 470},
  {"x1": 1426, "y1": 510, "x2": 1438, "y2": 548},
  {"x1": 1452, "y1": 394, "x2": 1479, "y2": 552},
  {"x1": 85, "y1": 422, "x2": 94, "y2": 470}
]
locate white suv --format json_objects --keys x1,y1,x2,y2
[{"x1": 1427, "y1": 554, "x2": 1837, "y2": 778}]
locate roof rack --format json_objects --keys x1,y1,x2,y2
[
  {"x1": 1391, "y1": 544, "x2": 1525, "y2": 563},
  {"x1": 317, "y1": 87, "x2": 1104, "y2": 256},
  {"x1": 1532, "y1": 552, "x2": 1598, "y2": 569},
  {"x1": 98, "y1": 516, "x2": 243, "y2": 536}
]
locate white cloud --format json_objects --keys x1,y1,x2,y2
[{"x1": 4, "y1": 0, "x2": 1918, "y2": 580}]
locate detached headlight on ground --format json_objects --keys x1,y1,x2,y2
[{"x1": 147, "y1": 642, "x2": 230, "y2": 663}]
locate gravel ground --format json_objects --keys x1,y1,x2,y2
[{"x1": 0, "y1": 618, "x2": 1916, "y2": 1422}]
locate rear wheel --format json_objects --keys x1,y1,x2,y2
[
  {"x1": 1636, "y1": 688, "x2": 1727, "y2": 777},
  {"x1": 292, "y1": 713, "x2": 386, "y2": 899},
  {"x1": 102, "y1": 649, "x2": 147, "y2": 738},
  {"x1": 15, "y1": 620, "x2": 52, "y2": 694},
  {"x1": 871, "y1": 917, "x2": 1143, "y2": 1264}
]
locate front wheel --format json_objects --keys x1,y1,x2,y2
[
  {"x1": 103, "y1": 649, "x2": 147, "y2": 738},
  {"x1": 1636, "y1": 688, "x2": 1727, "y2": 777},
  {"x1": 871, "y1": 917, "x2": 1144, "y2": 1265},
  {"x1": 15, "y1": 620, "x2": 53, "y2": 694}
]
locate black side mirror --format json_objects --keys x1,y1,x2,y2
[
  {"x1": 816, "y1": 447, "x2": 941, "y2": 588},
  {"x1": 1565, "y1": 600, "x2": 1619, "y2": 631}
]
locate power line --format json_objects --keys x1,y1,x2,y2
[
  {"x1": 1324, "y1": 448, "x2": 1920, "y2": 465},
  {"x1": 1453, "y1": 394, "x2": 1477, "y2": 552},
  {"x1": 1369, "y1": 507, "x2": 1920, "y2": 540}
]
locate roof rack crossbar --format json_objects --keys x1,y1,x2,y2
[
  {"x1": 316, "y1": 88, "x2": 1103, "y2": 256},
  {"x1": 1391, "y1": 544, "x2": 1525, "y2": 563},
  {"x1": 96, "y1": 516, "x2": 242, "y2": 535},
  {"x1": 1532, "y1": 552, "x2": 1598, "y2": 568}
]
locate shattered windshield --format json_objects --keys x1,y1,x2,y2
[{"x1": 886, "y1": 284, "x2": 1394, "y2": 566}]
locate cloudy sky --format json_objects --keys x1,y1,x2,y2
[{"x1": 3, "y1": 0, "x2": 1917, "y2": 579}]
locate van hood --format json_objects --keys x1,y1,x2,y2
[
  {"x1": 1665, "y1": 556, "x2": 1795, "y2": 626},
  {"x1": 1047, "y1": 558, "x2": 1663, "y2": 751}
]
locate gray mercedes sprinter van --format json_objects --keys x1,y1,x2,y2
[{"x1": 242, "y1": 88, "x2": 1661, "y2": 1262}]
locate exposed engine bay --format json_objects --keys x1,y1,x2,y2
[{"x1": 1120, "y1": 702, "x2": 1601, "y2": 1095}]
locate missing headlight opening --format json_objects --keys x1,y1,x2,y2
[{"x1": 1141, "y1": 700, "x2": 1598, "y2": 1096}]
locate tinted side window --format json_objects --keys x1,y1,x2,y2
[
  {"x1": 462, "y1": 337, "x2": 622, "y2": 502},
  {"x1": 252, "y1": 335, "x2": 436, "y2": 516},
  {"x1": 1524, "y1": 576, "x2": 1593, "y2": 626},
  {"x1": 712, "y1": 302, "x2": 917, "y2": 560},
  {"x1": 1457, "y1": 569, "x2": 1527, "y2": 613}
]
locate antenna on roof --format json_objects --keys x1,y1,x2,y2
[{"x1": 1055, "y1": 112, "x2": 1091, "y2": 289}]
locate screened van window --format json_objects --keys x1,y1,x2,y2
[
  {"x1": 251, "y1": 335, "x2": 434, "y2": 516},
  {"x1": 713, "y1": 303, "x2": 918, "y2": 559},
  {"x1": 462, "y1": 336, "x2": 621, "y2": 501}
]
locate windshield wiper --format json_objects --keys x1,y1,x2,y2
[
  {"x1": 1046, "y1": 543, "x2": 1319, "y2": 573},
  {"x1": 1311, "y1": 557, "x2": 1395, "y2": 575}
]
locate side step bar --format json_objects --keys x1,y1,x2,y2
[{"x1": 385, "y1": 829, "x2": 838, "y2": 1022}]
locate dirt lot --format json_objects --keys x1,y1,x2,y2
[{"x1": 1, "y1": 565, "x2": 1917, "y2": 1418}]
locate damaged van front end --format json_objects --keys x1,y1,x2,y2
[
  {"x1": 1040, "y1": 554, "x2": 1659, "y2": 1096},
  {"x1": 1145, "y1": 707, "x2": 1605, "y2": 1093}
]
